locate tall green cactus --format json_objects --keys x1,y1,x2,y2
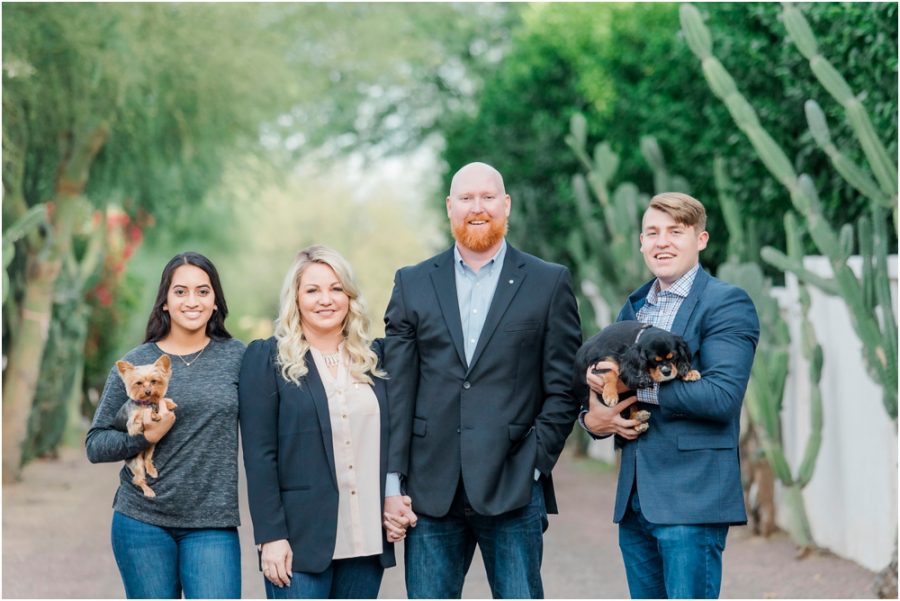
[
  {"x1": 565, "y1": 113, "x2": 692, "y2": 327},
  {"x1": 716, "y1": 159, "x2": 823, "y2": 549},
  {"x1": 680, "y1": 3, "x2": 898, "y2": 421},
  {"x1": 23, "y1": 201, "x2": 105, "y2": 462}
]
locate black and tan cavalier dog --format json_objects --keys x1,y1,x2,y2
[{"x1": 574, "y1": 320, "x2": 701, "y2": 432}]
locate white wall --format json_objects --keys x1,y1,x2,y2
[{"x1": 776, "y1": 255, "x2": 898, "y2": 572}]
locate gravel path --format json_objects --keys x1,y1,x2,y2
[{"x1": 2, "y1": 445, "x2": 877, "y2": 599}]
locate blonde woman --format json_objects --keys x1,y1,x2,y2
[{"x1": 239, "y1": 245, "x2": 409, "y2": 599}]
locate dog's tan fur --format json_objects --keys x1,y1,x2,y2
[{"x1": 116, "y1": 355, "x2": 176, "y2": 498}]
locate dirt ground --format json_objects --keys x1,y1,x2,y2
[{"x1": 2, "y1": 444, "x2": 879, "y2": 599}]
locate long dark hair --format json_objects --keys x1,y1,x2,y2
[{"x1": 144, "y1": 252, "x2": 232, "y2": 343}]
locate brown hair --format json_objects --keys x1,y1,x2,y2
[{"x1": 647, "y1": 192, "x2": 707, "y2": 232}]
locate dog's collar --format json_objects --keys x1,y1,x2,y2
[
  {"x1": 633, "y1": 323, "x2": 653, "y2": 344},
  {"x1": 130, "y1": 398, "x2": 156, "y2": 406}
]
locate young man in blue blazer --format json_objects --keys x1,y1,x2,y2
[{"x1": 580, "y1": 192, "x2": 760, "y2": 599}]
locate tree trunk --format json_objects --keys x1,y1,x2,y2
[{"x1": 2, "y1": 123, "x2": 107, "y2": 483}]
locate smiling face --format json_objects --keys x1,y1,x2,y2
[
  {"x1": 640, "y1": 207, "x2": 708, "y2": 290},
  {"x1": 163, "y1": 265, "x2": 217, "y2": 338},
  {"x1": 446, "y1": 163, "x2": 510, "y2": 253},
  {"x1": 297, "y1": 262, "x2": 349, "y2": 338}
]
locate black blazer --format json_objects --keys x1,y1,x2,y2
[
  {"x1": 238, "y1": 337, "x2": 395, "y2": 573},
  {"x1": 384, "y1": 244, "x2": 582, "y2": 518}
]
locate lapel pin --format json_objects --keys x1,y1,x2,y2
[{"x1": 509, "y1": 279, "x2": 514, "y2": 284}]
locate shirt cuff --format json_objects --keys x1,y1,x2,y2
[
  {"x1": 534, "y1": 468, "x2": 541, "y2": 481},
  {"x1": 385, "y1": 472, "x2": 402, "y2": 497},
  {"x1": 577, "y1": 409, "x2": 611, "y2": 440},
  {"x1": 637, "y1": 383, "x2": 660, "y2": 405}
]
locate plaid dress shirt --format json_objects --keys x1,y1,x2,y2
[{"x1": 635, "y1": 264, "x2": 700, "y2": 405}]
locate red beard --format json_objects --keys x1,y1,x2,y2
[{"x1": 452, "y1": 213, "x2": 508, "y2": 253}]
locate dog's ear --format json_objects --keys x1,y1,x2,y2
[
  {"x1": 156, "y1": 354, "x2": 172, "y2": 373},
  {"x1": 116, "y1": 360, "x2": 133, "y2": 376},
  {"x1": 674, "y1": 338, "x2": 693, "y2": 376},
  {"x1": 619, "y1": 346, "x2": 653, "y2": 389}
]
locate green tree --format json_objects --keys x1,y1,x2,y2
[
  {"x1": 2, "y1": 3, "x2": 510, "y2": 479},
  {"x1": 440, "y1": 3, "x2": 897, "y2": 274}
]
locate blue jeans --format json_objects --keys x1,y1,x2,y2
[
  {"x1": 263, "y1": 554, "x2": 384, "y2": 599},
  {"x1": 110, "y1": 511, "x2": 240, "y2": 599},
  {"x1": 405, "y1": 479, "x2": 548, "y2": 599},
  {"x1": 618, "y1": 490, "x2": 728, "y2": 599}
]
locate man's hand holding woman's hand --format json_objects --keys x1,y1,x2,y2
[
  {"x1": 383, "y1": 495, "x2": 417, "y2": 543},
  {"x1": 583, "y1": 362, "x2": 647, "y2": 440}
]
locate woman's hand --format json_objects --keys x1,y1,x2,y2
[
  {"x1": 261, "y1": 539, "x2": 293, "y2": 588},
  {"x1": 383, "y1": 495, "x2": 416, "y2": 542},
  {"x1": 142, "y1": 400, "x2": 175, "y2": 444}
]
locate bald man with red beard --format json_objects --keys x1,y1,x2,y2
[{"x1": 383, "y1": 162, "x2": 582, "y2": 598}]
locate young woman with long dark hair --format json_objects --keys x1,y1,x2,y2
[{"x1": 86, "y1": 251, "x2": 245, "y2": 599}]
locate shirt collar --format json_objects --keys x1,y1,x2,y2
[
  {"x1": 646, "y1": 263, "x2": 700, "y2": 305},
  {"x1": 454, "y1": 239, "x2": 507, "y2": 274}
]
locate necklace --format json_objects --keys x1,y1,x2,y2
[
  {"x1": 175, "y1": 342, "x2": 210, "y2": 367},
  {"x1": 322, "y1": 351, "x2": 342, "y2": 367}
]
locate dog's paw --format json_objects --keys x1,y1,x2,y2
[
  {"x1": 602, "y1": 392, "x2": 619, "y2": 406},
  {"x1": 146, "y1": 464, "x2": 158, "y2": 478},
  {"x1": 164, "y1": 398, "x2": 178, "y2": 410},
  {"x1": 682, "y1": 370, "x2": 701, "y2": 382},
  {"x1": 633, "y1": 410, "x2": 651, "y2": 423},
  {"x1": 138, "y1": 483, "x2": 156, "y2": 498},
  {"x1": 634, "y1": 422, "x2": 649, "y2": 434},
  {"x1": 150, "y1": 411, "x2": 162, "y2": 422}
]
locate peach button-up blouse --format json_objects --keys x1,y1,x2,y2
[{"x1": 310, "y1": 347, "x2": 383, "y2": 560}]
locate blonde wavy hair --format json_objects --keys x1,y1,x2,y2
[{"x1": 274, "y1": 245, "x2": 385, "y2": 385}]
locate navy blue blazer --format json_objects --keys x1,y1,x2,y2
[
  {"x1": 238, "y1": 337, "x2": 395, "y2": 573},
  {"x1": 613, "y1": 267, "x2": 759, "y2": 525},
  {"x1": 384, "y1": 244, "x2": 582, "y2": 518}
]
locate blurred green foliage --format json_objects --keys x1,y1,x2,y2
[
  {"x1": 440, "y1": 3, "x2": 897, "y2": 272},
  {"x1": 2, "y1": 3, "x2": 509, "y2": 461}
]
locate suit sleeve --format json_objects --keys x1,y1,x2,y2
[
  {"x1": 657, "y1": 287, "x2": 760, "y2": 422},
  {"x1": 534, "y1": 267, "x2": 583, "y2": 475},
  {"x1": 383, "y1": 269, "x2": 419, "y2": 477},
  {"x1": 238, "y1": 339, "x2": 289, "y2": 544}
]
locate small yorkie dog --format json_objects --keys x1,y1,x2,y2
[{"x1": 113, "y1": 354, "x2": 177, "y2": 497}]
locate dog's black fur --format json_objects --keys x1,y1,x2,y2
[{"x1": 574, "y1": 320, "x2": 698, "y2": 408}]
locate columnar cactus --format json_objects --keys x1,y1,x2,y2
[
  {"x1": 680, "y1": 3, "x2": 898, "y2": 422},
  {"x1": 565, "y1": 113, "x2": 692, "y2": 327},
  {"x1": 716, "y1": 159, "x2": 823, "y2": 549},
  {"x1": 23, "y1": 202, "x2": 105, "y2": 462}
]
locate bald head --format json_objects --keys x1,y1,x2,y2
[{"x1": 449, "y1": 162, "x2": 506, "y2": 197}]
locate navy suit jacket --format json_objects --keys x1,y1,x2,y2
[
  {"x1": 384, "y1": 244, "x2": 582, "y2": 518},
  {"x1": 238, "y1": 337, "x2": 395, "y2": 573},
  {"x1": 613, "y1": 267, "x2": 759, "y2": 525}
]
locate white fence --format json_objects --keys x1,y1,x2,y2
[{"x1": 587, "y1": 255, "x2": 898, "y2": 572}]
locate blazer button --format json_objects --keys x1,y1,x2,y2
[{"x1": 463, "y1": 381, "x2": 471, "y2": 389}]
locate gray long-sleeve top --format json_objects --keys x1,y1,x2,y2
[{"x1": 86, "y1": 338, "x2": 245, "y2": 528}]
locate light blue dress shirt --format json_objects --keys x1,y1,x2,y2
[{"x1": 454, "y1": 240, "x2": 507, "y2": 366}]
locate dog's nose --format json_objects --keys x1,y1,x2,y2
[{"x1": 661, "y1": 366, "x2": 671, "y2": 376}]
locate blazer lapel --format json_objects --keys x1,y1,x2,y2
[
  {"x1": 670, "y1": 266, "x2": 710, "y2": 336},
  {"x1": 303, "y1": 353, "x2": 337, "y2": 488},
  {"x1": 430, "y1": 249, "x2": 467, "y2": 368},
  {"x1": 467, "y1": 247, "x2": 526, "y2": 373}
]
